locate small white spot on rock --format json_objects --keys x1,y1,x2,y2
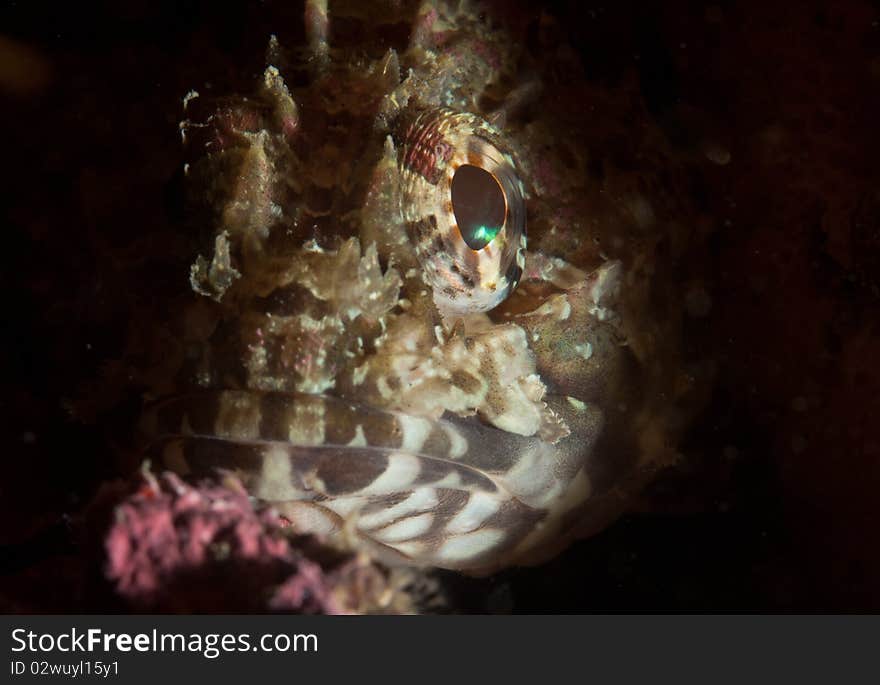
[
  {"x1": 182, "y1": 89, "x2": 199, "y2": 109},
  {"x1": 351, "y1": 363, "x2": 369, "y2": 386},
  {"x1": 574, "y1": 342, "x2": 593, "y2": 360},
  {"x1": 566, "y1": 396, "x2": 587, "y2": 412}
]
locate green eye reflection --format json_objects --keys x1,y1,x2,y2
[
  {"x1": 471, "y1": 224, "x2": 501, "y2": 244},
  {"x1": 451, "y1": 164, "x2": 507, "y2": 251}
]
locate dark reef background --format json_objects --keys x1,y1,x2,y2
[{"x1": 2, "y1": 0, "x2": 879, "y2": 611}]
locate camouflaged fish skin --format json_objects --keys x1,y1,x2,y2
[{"x1": 144, "y1": 1, "x2": 707, "y2": 573}]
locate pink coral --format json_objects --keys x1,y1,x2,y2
[{"x1": 104, "y1": 471, "x2": 343, "y2": 613}]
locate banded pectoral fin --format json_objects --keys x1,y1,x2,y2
[{"x1": 139, "y1": 389, "x2": 603, "y2": 571}]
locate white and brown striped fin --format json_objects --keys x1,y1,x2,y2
[{"x1": 140, "y1": 390, "x2": 603, "y2": 569}]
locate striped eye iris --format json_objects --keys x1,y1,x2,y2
[
  {"x1": 397, "y1": 108, "x2": 527, "y2": 315},
  {"x1": 451, "y1": 164, "x2": 507, "y2": 251}
]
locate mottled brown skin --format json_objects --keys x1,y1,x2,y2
[{"x1": 147, "y1": 0, "x2": 709, "y2": 572}]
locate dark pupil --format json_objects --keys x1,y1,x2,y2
[{"x1": 451, "y1": 164, "x2": 506, "y2": 251}]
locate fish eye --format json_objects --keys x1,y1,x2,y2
[
  {"x1": 451, "y1": 164, "x2": 507, "y2": 251},
  {"x1": 397, "y1": 109, "x2": 527, "y2": 315}
]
